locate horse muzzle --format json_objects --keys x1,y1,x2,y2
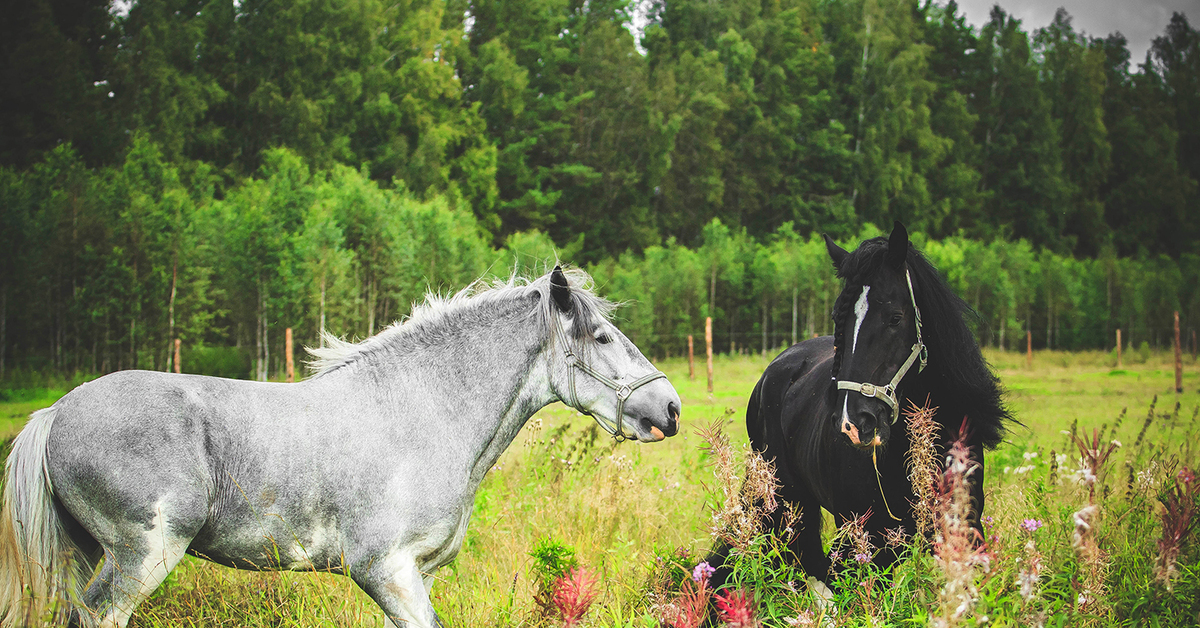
[{"x1": 840, "y1": 418, "x2": 883, "y2": 448}]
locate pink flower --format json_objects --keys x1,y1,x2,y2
[
  {"x1": 692, "y1": 561, "x2": 715, "y2": 584},
  {"x1": 854, "y1": 552, "x2": 870, "y2": 564},
  {"x1": 1021, "y1": 518, "x2": 1043, "y2": 532}
]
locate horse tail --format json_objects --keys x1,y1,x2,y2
[{"x1": 1, "y1": 407, "x2": 89, "y2": 628}]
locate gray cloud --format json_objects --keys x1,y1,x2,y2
[{"x1": 952, "y1": 0, "x2": 1199, "y2": 67}]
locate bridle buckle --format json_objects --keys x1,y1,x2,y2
[{"x1": 860, "y1": 383, "x2": 877, "y2": 397}]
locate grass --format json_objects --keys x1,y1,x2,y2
[{"x1": 2, "y1": 348, "x2": 1199, "y2": 626}]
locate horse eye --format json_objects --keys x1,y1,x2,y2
[
  {"x1": 597, "y1": 333, "x2": 613, "y2": 345},
  {"x1": 889, "y1": 313, "x2": 903, "y2": 327}
]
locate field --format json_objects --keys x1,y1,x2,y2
[{"x1": 2, "y1": 348, "x2": 1199, "y2": 627}]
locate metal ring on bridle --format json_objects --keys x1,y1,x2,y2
[
  {"x1": 553, "y1": 314, "x2": 667, "y2": 441},
  {"x1": 835, "y1": 268, "x2": 927, "y2": 425}
]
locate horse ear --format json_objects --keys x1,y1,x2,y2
[
  {"x1": 824, "y1": 234, "x2": 848, "y2": 269},
  {"x1": 550, "y1": 265, "x2": 573, "y2": 313},
  {"x1": 887, "y1": 221, "x2": 909, "y2": 269}
]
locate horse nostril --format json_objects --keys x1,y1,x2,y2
[
  {"x1": 665, "y1": 402, "x2": 680, "y2": 436},
  {"x1": 855, "y1": 411, "x2": 879, "y2": 433}
]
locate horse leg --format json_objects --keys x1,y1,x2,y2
[
  {"x1": 76, "y1": 502, "x2": 197, "y2": 627},
  {"x1": 355, "y1": 553, "x2": 439, "y2": 628}
]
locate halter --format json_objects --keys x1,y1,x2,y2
[
  {"x1": 835, "y1": 268, "x2": 928, "y2": 425},
  {"x1": 552, "y1": 313, "x2": 667, "y2": 441}
]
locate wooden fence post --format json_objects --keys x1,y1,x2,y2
[
  {"x1": 174, "y1": 338, "x2": 181, "y2": 374},
  {"x1": 1116, "y1": 329, "x2": 1122, "y2": 369},
  {"x1": 1026, "y1": 330, "x2": 1032, "y2": 369},
  {"x1": 1175, "y1": 312, "x2": 1183, "y2": 393},
  {"x1": 286, "y1": 327, "x2": 295, "y2": 383},
  {"x1": 706, "y1": 317, "x2": 714, "y2": 394},
  {"x1": 688, "y1": 335, "x2": 695, "y2": 381}
]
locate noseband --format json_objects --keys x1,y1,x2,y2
[
  {"x1": 835, "y1": 268, "x2": 928, "y2": 425},
  {"x1": 552, "y1": 314, "x2": 667, "y2": 441}
]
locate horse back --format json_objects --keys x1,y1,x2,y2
[{"x1": 747, "y1": 337, "x2": 835, "y2": 502}]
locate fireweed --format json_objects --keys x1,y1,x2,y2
[
  {"x1": 931, "y1": 420, "x2": 986, "y2": 628},
  {"x1": 697, "y1": 417, "x2": 780, "y2": 551},
  {"x1": 551, "y1": 568, "x2": 599, "y2": 627},
  {"x1": 1070, "y1": 428, "x2": 1119, "y2": 613},
  {"x1": 1154, "y1": 466, "x2": 1200, "y2": 592},
  {"x1": 904, "y1": 397, "x2": 942, "y2": 542}
]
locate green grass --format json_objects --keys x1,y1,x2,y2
[{"x1": 2, "y1": 348, "x2": 1198, "y2": 626}]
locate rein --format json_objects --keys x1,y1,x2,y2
[
  {"x1": 553, "y1": 314, "x2": 667, "y2": 441},
  {"x1": 835, "y1": 268, "x2": 928, "y2": 425}
]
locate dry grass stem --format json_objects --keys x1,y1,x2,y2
[{"x1": 903, "y1": 397, "x2": 941, "y2": 542}]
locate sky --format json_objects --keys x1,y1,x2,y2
[{"x1": 953, "y1": 0, "x2": 1199, "y2": 65}]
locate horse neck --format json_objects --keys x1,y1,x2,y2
[{"x1": 318, "y1": 299, "x2": 555, "y2": 484}]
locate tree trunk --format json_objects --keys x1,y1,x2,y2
[
  {"x1": 0, "y1": 285, "x2": 5, "y2": 380},
  {"x1": 319, "y1": 273, "x2": 327, "y2": 345},
  {"x1": 791, "y1": 287, "x2": 797, "y2": 346},
  {"x1": 761, "y1": 297, "x2": 768, "y2": 357},
  {"x1": 167, "y1": 258, "x2": 177, "y2": 372}
]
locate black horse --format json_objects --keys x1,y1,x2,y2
[{"x1": 714, "y1": 221, "x2": 1010, "y2": 586}]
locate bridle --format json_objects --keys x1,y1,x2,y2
[
  {"x1": 552, "y1": 313, "x2": 667, "y2": 441},
  {"x1": 835, "y1": 268, "x2": 928, "y2": 425}
]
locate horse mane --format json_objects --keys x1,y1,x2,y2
[
  {"x1": 305, "y1": 267, "x2": 616, "y2": 377},
  {"x1": 830, "y1": 237, "x2": 1011, "y2": 448}
]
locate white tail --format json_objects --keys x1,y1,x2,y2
[{"x1": 1, "y1": 407, "x2": 89, "y2": 628}]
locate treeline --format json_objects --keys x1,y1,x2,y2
[
  {"x1": 1, "y1": 141, "x2": 1196, "y2": 381},
  {"x1": 2, "y1": 0, "x2": 1199, "y2": 378}
]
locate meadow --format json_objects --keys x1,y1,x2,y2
[{"x1": 2, "y1": 347, "x2": 1198, "y2": 627}]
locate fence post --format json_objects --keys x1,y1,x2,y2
[
  {"x1": 1116, "y1": 329, "x2": 1122, "y2": 369},
  {"x1": 706, "y1": 317, "x2": 714, "y2": 394},
  {"x1": 1175, "y1": 312, "x2": 1182, "y2": 393},
  {"x1": 174, "y1": 338, "x2": 181, "y2": 374},
  {"x1": 286, "y1": 327, "x2": 295, "y2": 384},
  {"x1": 1026, "y1": 330, "x2": 1032, "y2": 369},
  {"x1": 688, "y1": 335, "x2": 695, "y2": 381}
]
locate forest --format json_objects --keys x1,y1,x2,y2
[{"x1": 1, "y1": 0, "x2": 1198, "y2": 381}]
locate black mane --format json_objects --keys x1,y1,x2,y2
[{"x1": 830, "y1": 237, "x2": 1011, "y2": 448}]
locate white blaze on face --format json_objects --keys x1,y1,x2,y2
[
  {"x1": 841, "y1": 285, "x2": 871, "y2": 436},
  {"x1": 851, "y1": 285, "x2": 870, "y2": 354}
]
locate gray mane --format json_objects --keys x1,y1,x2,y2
[{"x1": 306, "y1": 267, "x2": 617, "y2": 377}]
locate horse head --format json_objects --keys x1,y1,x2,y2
[
  {"x1": 824, "y1": 222, "x2": 926, "y2": 449},
  {"x1": 546, "y1": 266, "x2": 682, "y2": 443}
]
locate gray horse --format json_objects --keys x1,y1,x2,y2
[{"x1": 0, "y1": 266, "x2": 681, "y2": 628}]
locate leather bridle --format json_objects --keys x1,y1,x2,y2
[
  {"x1": 552, "y1": 313, "x2": 667, "y2": 441},
  {"x1": 835, "y1": 268, "x2": 928, "y2": 425}
]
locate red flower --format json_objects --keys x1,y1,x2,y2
[
  {"x1": 552, "y1": 567, "x2": 600, "y2": 627},
  {"x1": 713, "y1": 588, "x2": 758, "y2": 627}
]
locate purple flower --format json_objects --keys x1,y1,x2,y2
[
  {"x1": 692, "y1": 561, "x2": 715, "y2": 583},
  {"x1": 854, "y1": 552, "x2": 870, "y2": 564},
  {"x1": 1021, "y1": 518, "x2": 1043, "y2": 532},
  {"x1": 828, "y1": 550, "x2": 841, "y2": 563}
]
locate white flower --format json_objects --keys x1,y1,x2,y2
[{"x1": 1023, "y1": 451, "x2": 1038, "y2": 461}]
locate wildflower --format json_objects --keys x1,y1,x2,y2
[
  {"x1": 1020, "y1": 519, "x2": 1043, "y2": 533},
  {"x1": 884, "y1": 526, "x2": 909, "y2": 549},
  {"x1": 828, "y1": 550, "x2": 841, "y2": 563},
  {"x1": 1179, "y1": 468, "x2": 1196, "y2": 485},
  {"x1": 1022, "y1": 452, "x2": 1038, "y2": 461},
  {"x1": 931, "y1": 418, "x2": 984, "y2": 627},
  {"x1": 854, "y1": 552, "x2": 870, "y2": 564},
  {"x1": 784, "y1": 610, "x2": 816, "y2": 627},
  {"x1": 904, "y1": 397, "x2": 941, "y2": 541},
  {"x1": 551, "y1": 567, "x2": 600, "y2": 627},
  {"x1": 714, "y1": 589, "x2": 759, "y2": 628},
  {"x1": 692, "y1": 561, "x2": 715, "y2": 584},
  {"x1": 1155, "y1": 466, "x2": 1200, "y2": 592}
]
